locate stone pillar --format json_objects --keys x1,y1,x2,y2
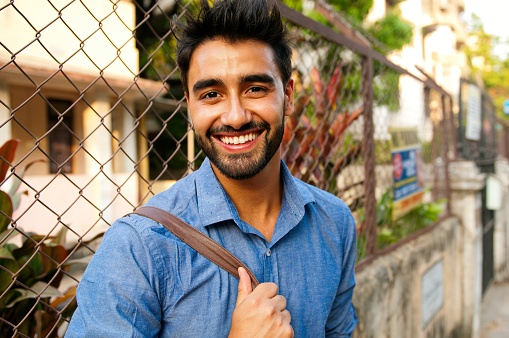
[
  {"x1": 82, "y1": 89, "x2": 113, "y2": 233},
  {"x1": 494, "y1": 157, "x2": 509, "y2": 281},
  {"x1": 0, "y1": 83, "x2": 12, "y2": 145},
  {"x1": 449, "y1": 160, "x2": 485, "y2": 338},
  {"x1": 112, "y1": 100, "x2": 137, "y2": 173}
]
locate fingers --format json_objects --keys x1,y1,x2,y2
[
  {"x1": 272, "y1": 294, "x2": 287, "y2": 312},
  {"x1": 281, "y1": 310, "x2": 293, "y2": 337},
  {"x1": 231, "y1": 270, "x2": 293, "y2": 337},
  {"x1": 236, "y1": 267, "x2": 253, "y2": 306}
]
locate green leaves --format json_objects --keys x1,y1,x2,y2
[
  {"x1": 328, "y1": 0, "x2": 374, "y2": 22},
  {"x1": 0, "y1": 231, "x2": 73, "y2": 336},
  {"x1": 357, "y1": 189, "x2": 446, "y2": 259},
  {"x1": 0, "y1": 191, "x2": 13, "y2": 233},
  {"x1": 0, "y1": 139, "x2": 77, "y2": 336},
  {"x1": 464, "y1": 13, "x2": 509, "y2": 120},
  {"x1": 5, "y1": 282, "x2": 62, "y2": 308},
  {"x1": 368, "y1": 10, "x2": 413, "y2": 53}
]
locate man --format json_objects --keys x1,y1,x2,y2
[{"x1": 66, "y1": 0, "x2": 357, "y2": 337}]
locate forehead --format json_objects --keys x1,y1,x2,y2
[{"x1": 188, "y1": 39, "x2": 281, "y2": 83}]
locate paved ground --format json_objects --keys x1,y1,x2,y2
[{"x1": 481, "y1": 281, "x2": 509, "y2": 338}]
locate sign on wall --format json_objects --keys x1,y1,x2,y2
[
  {"x1": 421, "y1": 260, "x2": 444, "y2": 327},
  {"x1": 390, "y1": 128, "x2": 425, "y2": 220},
  {"x1": 465, "y1": 84, "x2": 482, "y2": 141}
]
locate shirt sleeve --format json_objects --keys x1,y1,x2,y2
[
  {"x1": 65, "y1": 218, "x2": 164, "y2": 338},
  {"x1": 325, "y1": 210, "x2": 358, "y2": 337}
]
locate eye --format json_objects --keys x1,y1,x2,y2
[
  {"x1": 201, "y1": 91, "x2": 219, "y2": 100},
  {"x1": 247, "y1": 86, "x2": 267, "y2": 94}
]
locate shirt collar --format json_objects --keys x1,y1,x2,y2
[
  {"x1": 195, "y1": 158, "x2": 235, "y2": 227},
  {"x1": 270, "y1": 160, "x2": 315, "y2": 243},
  {"x1": 196, "y1": 157, "x2": 316, "y2": 233}
]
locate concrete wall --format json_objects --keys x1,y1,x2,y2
[
  {"x1": 353, "y1": 217, "x2": 465, "y2": 338},
  {"x1": 353, "y1": 160, "x2": 489, "y2": 338}
]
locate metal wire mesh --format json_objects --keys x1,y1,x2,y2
[
  {"x1": 0, "y1": 0, "x2": 457, "y2": 336},
  {"x1": 282, "y1": 22, "x2": 365, "y2": 205}
]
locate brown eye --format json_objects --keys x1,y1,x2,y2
[
  {"x1": 202, "y1": 91, "x2": 219, "y2": 99},
  {"x1": 248, "y1": 86, "x2": 267, "y2": 94}
]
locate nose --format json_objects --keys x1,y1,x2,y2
[{"x1": 220, "y1": 95, "x2": 252, "y2": 130}]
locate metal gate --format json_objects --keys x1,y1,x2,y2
[
  {"x1": 458, "y1": 79, "x2": 498, "y2": 295},
  {"x1": 479, "y1": 162, "x2": 495, "y2": 294}
]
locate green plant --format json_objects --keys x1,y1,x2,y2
[
  {"x1": 281, "y1": 63, "x2": 364, "y2": 193},
  {"x1": 0, "y1": 139, "x2": 97, "y2": 337},
  {"x1": 356, "y1": 188, "x2": 446, "y2": 261},
  {"x1": 377, "y1": 195, "x2": 445, "y2": 248},
  {"x1": 367, "y1": 9, "x2": 413, "y2": 53}
]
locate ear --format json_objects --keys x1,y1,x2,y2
[{"x1": 283, "y1": 78, "x2": 295, "y2": 117}]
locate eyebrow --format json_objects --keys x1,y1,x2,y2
[
  {"x1": 242, "y1": 74, "x2": 275, "y2": 84},
  {"x1": 192, "y1": 78, "x2": 224, "y2": 94},
  {"x1": 191, "y1": 74, "x2": 275, "y2": 94}
]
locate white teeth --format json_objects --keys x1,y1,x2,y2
[{"x1": 220, "y1": 133, "x2": 257, "y2": 145}]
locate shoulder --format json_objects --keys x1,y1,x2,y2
[
  {"x1": 98, "y1": 212, "x2": 178, "y2": 263},
  {"x1": 92, "y1": 209, "x2": 190, "y2": 292},
  {"x1": 145, "y1": 169, "x2": 200, "y2": 218}
]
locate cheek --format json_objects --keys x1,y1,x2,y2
[
  {"x1": 190, "y1": 105, "x2": 219, "y2": 131},
  {"x1": 191, "y1": 117, "x2": 212, "y2": 135},
  {"x1": 251, "y1": 97, "x2": 284, "y2": 115}
]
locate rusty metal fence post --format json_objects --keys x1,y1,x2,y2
[
  {"x1": 441, "y1": 94, "x2": 452, "y2": 214},
  {"x1": 361, "y1": 55, "x2": 377, "y2": 256}
]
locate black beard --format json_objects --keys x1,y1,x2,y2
[{"x1": 195, "y1": 117, "x2": 285, "y2": 180}]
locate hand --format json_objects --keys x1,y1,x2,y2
[{"x1": 228, "y1": 267, "x2": 293, "y2": 338}]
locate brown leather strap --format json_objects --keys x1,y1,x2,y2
[{"x1": 129, "y1": 206, "x2": 259, "y2": 288}]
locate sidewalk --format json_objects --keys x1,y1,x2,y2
[{"x1": 481, "y1": 281, "x2": 509, "y2": 338}]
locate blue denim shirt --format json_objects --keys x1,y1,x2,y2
[{"x1": 66, "y1": 158, "x2": 357, "y2": 337}]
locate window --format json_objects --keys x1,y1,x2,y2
[{"x1": 47, "y1": 99, "x2": 74, "y2": 173}]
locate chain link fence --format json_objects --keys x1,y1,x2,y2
[{"x1": 0, "y1": 0, "x2": 456, "y2": 336}]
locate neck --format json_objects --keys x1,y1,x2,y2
[{"x1": 212, "y1": 154, "x2": 283, "y2": 241}]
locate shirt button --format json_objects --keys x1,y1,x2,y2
[{"x1": 266, "y1": 249, "x2": 271, "y2": 257}]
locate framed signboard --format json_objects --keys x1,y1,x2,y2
[
  {"x1": 390, "y1": 127, "x2": 425, "y2": 220},
  {"x1": 465, "y1": 84, "x2": 482, "y2": 141}
]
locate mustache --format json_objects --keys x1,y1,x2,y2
[{"x1": 207, "y1": 121, "x2": 271, "y2": 136}]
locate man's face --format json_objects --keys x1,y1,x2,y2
[{"x1": 185, "y1": 39, "x2": 294, "y2": 180}]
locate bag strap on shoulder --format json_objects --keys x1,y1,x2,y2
[{"x1": 129, "y1": 206, "x2": 259, "y2": 288}]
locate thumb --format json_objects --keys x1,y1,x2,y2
[{"x1": 236, "y1": 267, "x2": 253, "y2": 306}]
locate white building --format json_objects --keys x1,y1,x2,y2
[
  {"x1": 367, "y1": 0, "x2": 468, "y2": 141},
  {"x1": 0, "y1": 0, "x2": 164, "y2": 241}
]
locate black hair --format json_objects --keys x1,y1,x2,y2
[{"x1": 175, "y1": 0, "x2": 292, "y2": 92}]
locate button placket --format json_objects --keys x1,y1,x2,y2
[
  {"x1": 262, "y1": 245, "x2": 279, "y2": 284},
  {"x1": 262, "y1": 245, "x2": 274, "y2": 282}
]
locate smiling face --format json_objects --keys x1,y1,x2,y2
[{"x1": 185, "y1": 39, "x2": 294, "y2": 180}]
